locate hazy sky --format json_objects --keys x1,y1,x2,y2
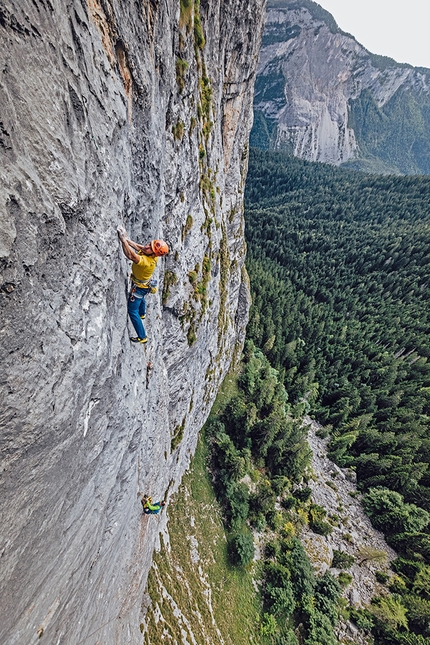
[{"x1": 318, "y1": 0, "x2": 430, "y2": 69}]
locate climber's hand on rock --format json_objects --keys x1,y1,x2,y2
[{"x1": 117, "y1": 225, "x2": 127, "y2": 240}]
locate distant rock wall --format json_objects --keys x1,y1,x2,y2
[
  {"x1": 253, "y1": 0, "x2": 430, "y2": 173},
  {"x1": 0, "y1": 1, "x2": 265, "y2": 643}
]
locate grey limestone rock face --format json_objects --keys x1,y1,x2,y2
[
  {"x1": 0, "y1": 1, "x2": 266, "y2": 643},
  {"x1": 254, "y1": 1, "x2": 430, "y2": 170}
]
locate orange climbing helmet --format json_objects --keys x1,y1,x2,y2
[{"x1": 151, "y1": 239, "x2": 169, "y2": 256}]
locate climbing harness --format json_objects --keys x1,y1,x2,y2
[
  {"x1": 131, "y1": 277, "x2": 150, "y2": 289},
  {"x1": 130, "y1": 276, "x2": 157, "y2": 289},
  {"x1": 129, "y1": 278, "x2": 157, "y2": 307}
]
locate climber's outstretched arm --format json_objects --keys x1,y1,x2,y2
[{"x1": 118, "y1": 229, "x2": 140, "y2": 263}]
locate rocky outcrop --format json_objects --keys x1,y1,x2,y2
[
  {"x1": 252, "y1": 0, "x2": 430, "y2": 173},
  {"x1": 302, "y1": 419, "x2": 396, "y2": 644},
  {"x1": 0, "y1": 1, "x2": 266, "y2": 643}
]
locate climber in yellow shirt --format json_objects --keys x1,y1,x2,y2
[{"x1": 118, "y1": 228, "x2": 169, "y2": 344}]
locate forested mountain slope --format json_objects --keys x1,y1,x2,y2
[
  {"x1": 245, "y1": 148, "x2": 430, "y2": 643},
  {"x1": 245, "y1": 149, "x2": 430, "y2": 506},
  {"x1": 252, "y1": 0, "x2": 430, "y2": 174}
]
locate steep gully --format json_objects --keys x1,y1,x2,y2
[{"x1": 0, "y1": 1, "x2": 266, "y2": 643}]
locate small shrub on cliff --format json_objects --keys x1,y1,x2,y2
[
  {"x1": 310, "y1": 518, "x2": 333, "y2": 535},
  {"x1": 228, "y1": 532, "x2": 254, "y2": 567},
  {"x1": 369, "y1": 596, "x2": 408, "y2": 631},
  {"x1": 375, "y1": 570, "x2": 390, "y2": 584},
  {"x1": 309, "y1": 504, "x2": 333, "y2": 536},
  {"x1": 331, "y1": 550, "x2": 355, "y2": 569},
  {"x1": 281, "y1": 495, "x2": 296, "y2": 510},
  {"x1": 338, "y1": 571, "x2": 353, "y2": 587},
  {"x1": 293, "y1": 486, "x2": 312, "y2": 503},
  {"x1": 350, "y1": 607, "x2": 374, "y2": 632}
]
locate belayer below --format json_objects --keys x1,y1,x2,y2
[
  {"x1": 118, "y1": 228, "x2": 169, "y2": 344},
  {"x1": 139, "y1": 493, "x2": 166, "y2": 515}
]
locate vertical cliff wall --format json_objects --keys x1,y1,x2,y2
[{"x1": 0, "y1": 1, "x2": 266, "y2": 643}]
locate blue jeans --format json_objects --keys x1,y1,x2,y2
[{"x1": 128, "y1": 286, "x2": 150, "y2": 339}]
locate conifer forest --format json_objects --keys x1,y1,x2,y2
[{"x1": 235, "y1": 148, "x2": 430, "y2": 644}]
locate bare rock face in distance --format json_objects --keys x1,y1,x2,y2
[
  {"x1": 0, "y1": 1, "x2": 266, "y2": 643},
  {"x1": 253, "y1": 0, "x2": 430, "y2": 173}
]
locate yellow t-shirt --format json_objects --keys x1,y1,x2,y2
[{"x1": 131, "y1": 252, "x2": 158, "y2": 285}]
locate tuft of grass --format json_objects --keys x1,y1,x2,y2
[
  {"x1": 182, "y1": 214, "x2": 194, "y2": 240},
  {"x1": 188, "y1": 270, "x2": 198, "y2": 284},
  {"x1": 193, "y1": 0, "x2": 205, "y2": 49},
  {"x1": 187, "y1": 322, "x2": 197, "y2": 346},
  {"x1": 172, "y1": 119, "x2": 185, "y2": 140},
  {"x1": 176, "y1": 58, "x2": 189, "y2": 92},
  {"x1": 179, "y1": 0, "x2": 193, "y2": 32},
  {"x1": 189, "y1": 116, "x2": 197, "y2": 136},
  {"x1": 171, "y1": 417, "x2": 186, "y2": 452},
  {"x1": 199, "y1": 75, "x2": 212, "y2": 122},
  {"x1": 162, "y1": 270, "x2": 178, "y2": 305}
]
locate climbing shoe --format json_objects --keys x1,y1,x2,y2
[
  {"x1": 130, "y1": 336, "x2": 148, "y2": 344},
  {"x1": 140, "y1": 314, "x2": 146, "y2": 320}
]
